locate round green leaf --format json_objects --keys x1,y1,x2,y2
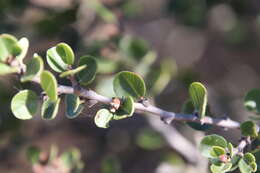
[
  {"x1": 21, "y1": 54, "x2": 44, "y2": 82},
  {"x1": 56, "y1": 43, "x2": 74, "y2": 65},
  {"x1": 244, "y1": 153, "x2": 256, "y2": 164},
  {"x1": 210, "y1": 163, "x2": 232, "y2": 173},
  {"x1": 46, "y1": 43, "x2": 74, "y2": 72},
  {"x1": 95, "y1": 108, "x2": 113, "y2": 128},
  {"x1": 59, "y1": 65, "x2": 86, "y2": 78},
  {"x1": 11, "y1": 90, "x2": 39, "y2": 120},
  {"x1": 113, "y1": 96, "x2": 135, "y2": 120},
  {"x1": 40, "y1": 71, "x2": 58, "y2": 101},
  {"x1": 16, "y1": 37, "x2": 29, "y2": 62},
  {"x1": 77, "y1": 55, "x2": 97, "y2": 85},
  {"x1": 244, "y1": 89, "x2": 260, "y2": 114},
  {"x1": 113, "y1": 71, "x2": 146, "y2": 100},
  {"x1": 241, "y1": 121, "x2": 258, "y2": 138},
  {"x1": 0, "y1": 63, "x2": 18, "y2": 75},
  {"x1": 210, "y1": 146, "x2": 226, "y2": 158},
  {"x1": 65, "y1": 94, "x2": 85, "y2": 119},
  {"x1": 182, "y1": 99, "x2": 212, "y2": 131},
  {"x1": 41, "y1": 98, "x2": 60, "y2": 120},
  {"x1": 0, "y1": 34, "x2": 21, "y2": 62},
  {"x1": 239, "y1": 157, "x2": 256, "y2": 173},
  {"x1": 189, "y1": 82, "x2": 207, "y2": 119},
  {"x1": 199, "y1": 134, "x2": 227, "y2": 158}
]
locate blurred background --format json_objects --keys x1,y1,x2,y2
[{"x1": 1, "y1": 0, "x2": 260, "y2": 172}]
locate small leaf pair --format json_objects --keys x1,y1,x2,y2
[
  {"x1": 46, "y1": 43, "x2": 97, "y2": 85},
  {"x1": 95, "y1": 96, "x2": 135, "y2": 128},
  {"x1": 239, "y1": 153, "x2": 257, "y2": 173},
  {"x1": 199, "y1": 134, "x2": 228, "y2": 159},
  {"x1": 0, "y1": 34, "x2": 29, "y2": 75},
  {"x1": 200, "y1": 135, "x2": 257, "y2": 173},
  {"x1": 42, "y1": 94, "x2": 84, "y2": 120},
  {"x1": 200, "y1": 135, "x2": 233, "y2": 173},
  {"x1": 0, "y1": 34, "x2": 22, "y2": 62},
  {"x1": 11, "y1": 89, "x2": 60, "y2": 120},
  {"x1": 14, "y1": 70, "x2": 60, "y2": 120},
  {"x1": 94, "y1": 71, "x2": 147, "y2": 128}
]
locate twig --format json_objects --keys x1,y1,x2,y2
[
  {"x1": 236, "y1": 137, "x2": 251, "y2": 155},
  {"x1": 31, "y1": 77, "x2": 240, "y2": 129}
]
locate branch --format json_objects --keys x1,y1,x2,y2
[
  {"x1": 31, "y1": 77, "x2": 240, "y2": 129},
  {"x1": 236, "y1": 137, "x2": 251, "y2": 154},
  {"x1": 147, "y1": 115, "x2": 202, "y2": 164}
]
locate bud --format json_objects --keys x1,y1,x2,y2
[
  {"x1": 219, "y1": 154, "x2": 230, "y2": 163},
  {"x1": 110, "y1": 97, "x2": 121, "y2": 113}
]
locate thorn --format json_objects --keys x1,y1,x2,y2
[
  {"x1": 194, "y1": 112, "x2": 199, "y2": 118},
  {"x1": 161, "y1": 115, "x2": 174, "y2": 125},
  {"x1": 138, "y1": 97, "x2": 149, "y2": 107},
  {"x1": 160, "y1": 117, "x2": 169, "y2": 124}
]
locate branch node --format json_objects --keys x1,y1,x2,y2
[
  {"x1": 138, "y1": 97, "x2": 149, "y2": 107},
  {"x1": 161, "y1": 115, "x2": 175, "y2": 125}
]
